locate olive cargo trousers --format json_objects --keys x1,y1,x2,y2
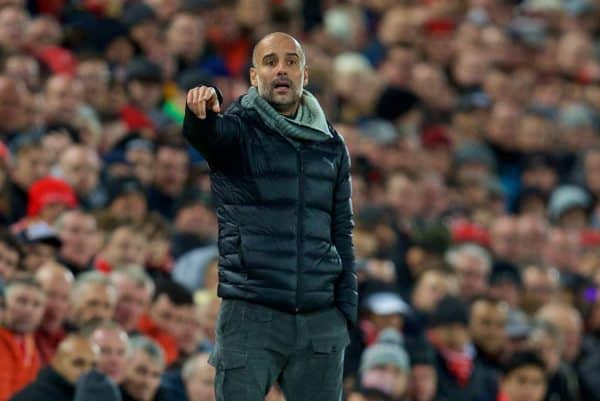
[{"x1": 209, "y1": 299, "x2": 350, "y2": 401}]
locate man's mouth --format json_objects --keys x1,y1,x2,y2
[{"x1": 273, "y1": 80, "x2": 291, "y2": 90}]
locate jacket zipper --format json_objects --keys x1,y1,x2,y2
[{"x1": 296, "y1": 146, "x2": 304, "y2": 313}]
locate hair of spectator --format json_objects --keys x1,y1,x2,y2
[
  {"x1": 5, "y1": 276, "x2": 44, "y2": 297},
  {"x1": 445, "y1": 243, "x2": 492, "y2": 274},
  {"x1": 0, "y1": 228, "x2": 24, "y2": 261},
  {"x1": 129, "y1": 335, "x2": 165, "y2": 366},
  {"x1": 72, "y1": 271, "x2": 116, "y2": 303},
  {"x1": 80, "y1": 320, "x2": 131, "y2": 353},
  {"x1": 501, "y1": 350, "x2": 546, "y2": 376},
  {"x1": 53, "y1": 208, "x2": 92, "y2": 230},
  {"x1": 152, "y1": 279, "x2": 194, "y2": 306},
  {"x1": 109, "y1": 265, "x2": 155, "y2": 295},
  {"x1": 181, "y1": 352, "x2": 211, "y2": 381},
  {"x1": 251, "y1": 32, "x2": 306, "y2": 68},
  {"x1": 468, "y1": 294, "x2": 507, "y2": 310},
  {"x1": 530, "y1": 318, "x2": 564, "y2": 348}
]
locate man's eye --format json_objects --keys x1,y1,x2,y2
[{"x1": 287, "y1": 59, "x2": 297, "y2": 65}]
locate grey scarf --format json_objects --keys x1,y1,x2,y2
[{"x1": 241, "y1": 86, "x2": 333, "y2": 142}]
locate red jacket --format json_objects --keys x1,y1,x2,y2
[
  {"x1": 34, "y1": 328, "x2": 67, "y2": 365},
  {"x1": 137, "y1": 315, "x2": 179, "y2": 365},
  {"x1": 0, "y1": 328, "x2": 41, "y2": 401}
]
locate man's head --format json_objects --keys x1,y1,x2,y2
[
  {"x1": 3, "y1": 277, "x2": 46, "y2": 333},
  {"x1": 51, "y1": 334, "x2": 99, "y2": 385},
  {"x1": 55, "y1": 209, "x2": 98, "y2": 269},
  {"x1": 521, "y1": 265, "x2": 559, "y2": 315},
  {"x1": 58, "y1": 145, "x2": 101, "y2": 197},
  {"x1": 101, "y1": 225, "x2": 147, "y2": 269},
  {"x1": 153, "y1": 142, "x2": 189, "y2": 198},
  {"x1": 528, "y1": 319, "x2": 563, "y2": 374},
  {"x1": 34, "y1": 261, "x2": 74, "y2": 333},
  {"x1": 182, "y1": 353, "x2": 215, "y2": 401},
  {"x1": 499, "y1": 351, "x2": 547, "y2": 401},
  {"x1": 0, "y1": 229, "x2": 22, "y2": 282},
  {"x1": 536, "y1": 302, "x2": 583, "y2": 363},
  {"x1": 468, "y1": 295, "x2": 508, "y2": 357},
  {"x1": 166, "y1": 12, "x2": 205, "y2": 60},
  {"x1": 150, "y1": 280, "x2": 194, "y2": 339},
  {"x1": 122, "y1": 335, "x2": 165, "y2": 401},
  {"x1": 109, "y1": 267, "x2": 154, "y2": 333},
  {"x1": 362, "y1": 291, "x2": 410, "y2": 333},
  {"x1": 44, "y1": 75, "x2": 83, "y2": 125},
  {"x1": 71, "y1": 271, "x2": 117, "y2": 328},
  {"x1": 11, "y1": 137, "x2": 51, "y2": 189},
  {"x1": 445, "y1": 244, "x2": 491, "y2": 301},
  {"x1": 411, "y1": 268, "x2": 457, "y2": 313},
  {"x1": 250, "y1": 32, "x2": 308, "y2": 116},
  {"x1": 427, "y1": 295, "x2": 470, "y2": 352},
  {"x1": 87, "y1": 321, "x2": 129, "y2": 384},
  {"x1": 0, "y1": 75, "x2": 29, "y2": 133}
]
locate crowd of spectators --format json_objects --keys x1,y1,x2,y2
[{"x1": 1, "y1": 0, "x2": 600, "y2": 401}]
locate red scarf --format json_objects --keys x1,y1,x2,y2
[{"x1": 427, "y1": 331, "x2": 474, "y2": 387}]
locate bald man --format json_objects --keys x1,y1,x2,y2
[
  {"x1": 10, "y1": 334, "x2": 98, "y2": 401},
  {"x1": 183, "y1": 32, "x2": 355, "y2": 401},
  {"x1": 34, "y1": 262, "x2": 74, "y2": 364}
]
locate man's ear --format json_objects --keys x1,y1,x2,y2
[
  {"x1": 250, "y1": 67, "x2": 258, "y2": 87},
  {"x1": 303, "y1": 66, "x2": 309, "y2": 87}
]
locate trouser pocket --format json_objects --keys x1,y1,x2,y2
[{"x1": 214, "y1": 349, "x2": 248, "y2": 401}]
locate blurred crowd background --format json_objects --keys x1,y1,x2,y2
[{"x1": 1, "y1": 0, "x2": 600, "y2": 401}]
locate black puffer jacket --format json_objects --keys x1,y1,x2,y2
[{"x1": 182, "y1": 90, "x2": 357, "y2": 325}]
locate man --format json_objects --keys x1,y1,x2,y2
[
  {"x1": 120, "y1": 335, "x2": 167, "y2": 401},
  {"x1": 181, "y1": 353, "x2": 215, "y2": 401},
  {"x1": 94, "y1": 225, "x2": 147, "y2": 273},
  {"x1": 34, "y1": 262, "x2": 74, "y2": 364},
  {"x1": 57, "y1": 145, "x2": 103, "y2": 210},
  {"x1": 468, "y1": 296, "x2": 509, "y2": 374},
  {"x1": 497, "y1": 351, "x2": 547, "y2": 401},
  {"x1": 88, "y1": 322, "x2": 129, "y2": 384},
  {"x1": 9, "y1": 334, "x2": 99, "y2": 401},
  {"x1": 109, "y1": 267, "x2": 154, "y2": 334},
  {"x1": 0, "y1": 230, "x2": 22, "y2": 285},
  {"x1": 445, "y1": 243, "x2": 491, "y2": 302},
  {"x1": 147, "y1": 142, "x2": 190, "y2": 219},
  {"x1": 0, "y1": 278, "x2": 46, "y2": 401},
  {"x1": 183, "y1": 32, "x2": 356, "y2": 401},
  {"x1": 69, "y1": 271, "x2": 117, "y2": 330},
  {"x1": 137, "y1": 280, "x2": 193, "y2": 365},
  {"x1": 55, "y1": 210, "x2": 98, "y2": 275}
]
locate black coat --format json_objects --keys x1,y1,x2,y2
[
  {"x1": 9, "y1": 367, "x2": 74, "y2": 401},
  {"x1": 182, "y1": 91, "x2": 357, "y2": 325}
]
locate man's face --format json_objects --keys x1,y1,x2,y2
[
  {"x1": 0, "y1": 242, "x2": 19, "y2": 281},
  {"x1": 454, "y1": 255, "x2": 489, "y2": 300},
  {"x1": 45, "y1": 76, "x2": 83, "y2": 125},
  {"x1": 412, "y1": 271, "x2": 452, "y2": 313},
  {"x1": 15, "y1": 147, "x2": 51, "y2": 188},
  {"x1": 23, "y1": 243, "x2": 57, "y2": 272},
  {"x1": 105, "y1": 228, "x2": 146, "y2": 267},
  {"x1": 176, "y1": 304, "x2": 202, "y2": 354},
  {"x1": 469, "y1": 301, "x2": 508, "y2": 355},
  {"x1": 74, "y1": 283, "x2": 115, "y2": 327},
  {"x1": 123, "y1": 350, "x2": 164, "y2": 401},
  {"x1": 5, "y1": 284, "x2": 46, "y2": 333},
  {"x1": 60, "y1": 148, "x2": 100, "y2": 196},
  {"x1": 0, "y1": 78, "x2": 28, "y2": 132},
  {"x1": 185, "y1": 357, "x2": 216, "y2": 401},
  {"x1": 250, "y1": 34, "x2": 308, "y2": 116},
  {"x1": 154, "y1": 147, "x2": 188, "y2": 197},
  {"x1": 500, "y1": 366, "x2": 547, "y2": 401},
  {"x1": 150, "y1": 294, "x2": 185, "y2": 337},
  {"x1": 38, "y1": 269, "x2": 72, "y2": 332},
  {"x1": 92, "y1": 328, "x2": 129, "y2": 384},
  {"x1": 59, "y1": 212, "x2": 98, "y2": 267},
  {"x1": 53, "y1": 337, "x2": 98, "y2": 384},
  {"x1": 113, "y1": 277, "x2": 152, "y2": 333},
  {"x1": 167, "y1": 14, "x2": 204, "y2": 57},
  {"x1": 126, "y1": 148, "x2": 154, "y2": 187}
]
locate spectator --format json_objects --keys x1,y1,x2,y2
[
  {"x1": 101, "y1": 176, "x2": 149, "y2": 226},
  {"x1": 17, "y1": 222, "x2": 62, "y2": 273},
  {"x1": 34, "y1": 262, "x2": 73, "y2": 364},
  {"x1": 9, "y1": 334, "x2": 99, "y2": 401},
  {"x1": 521, "y1": 265, "x2": 560, "y2": 315},
  {"x1": 56, "y1": 145, "x2": 103, "y2": 210},
  {"x1": 445, "y1": 244, "x2": 492, "y2": 302},
  {"x1": 359, "y1": 329, "x2": 411, "y2": 401},
  {"x1": 147, "y1": 142, "x2": 190, "y2": 219},
  {"x1": 0, "y1": 278, "x2": 46, "y2": 401},
  {"x1": 180, "y1": 352, "x2": 215, "y2": 401},
  {"x1": 497, "y1": 351, "x2": 547, "y2": 401},
  {"x1": 95, "y1": 225, "x2": 147, "y2": 273},
  {"x1": 120, "y1": 335, "x2": 167, "y2": 401},
  {"x1": 170, "y1": 191, "x2": 217, "y2": 259},
  {"x1": 0, "y1": 230, "x2": 23, "y2": 286},
  {"x1": 55, "y1": 209, "x2": 98, "y2": 275},
  {"x1": 406, "y1": 337, "x2": 446, "y2": 401},
  {"x1": 137, "y1": 280, "x2": 193, "y2": 365},
  {"x1": 426, "y1": 295, "x2": 494, "y2": 401},
  {"x1": 87, "y1": 321, "x2": 129, "y2": 385},
  {"x1": 469, "y1": 295, "x2": 509, "y2": 374},
  {"x1": 109, "y1": 267, "x2": 155, "y2": 335},
  {"x1": 536, "y1": 302, "x2": 584, "y2": 366},
  {"x1": 69, "y1": 271, "x2": 117, "y2": 330}
]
